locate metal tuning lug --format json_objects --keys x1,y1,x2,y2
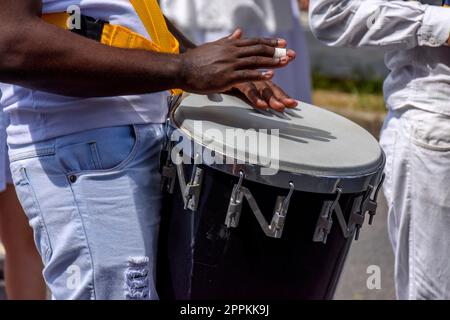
[
  {"x1": 184, "y1": 165, "x2": 204, "y2": 211},
  {"x1": 313, "y1": 174, "x2": 385, "y2": 243},
  {"x1": 366, "y1": 174, "x2": 385, "y2": 225},
  {"x1": 160, "y1": 116, "x2": 179, "y2": 194},
  {"x1": 350, "y1": 185, "x2": 373, "y2": 241},
  {"x1": 225, "y1": 171, "x2": 245, "y2": 228},
  {"x1": 313, "y1": 187, "x2": 342, "y2": 244},
  {"x1": 160, "y1": 136, "x2": 177, "y2": 194},
  {"x1": 225, "y1": 178, "x2": 295, "y2": 239},
  {"x1": 174, "y1": 152, "x2": 204, "y2": 212},
  {"x1": 270, "y1": 182, "x2": 295, "y2": 238},
  {"x1": 348, "y1": 174, "x2": 385, "y2": 240},
  {"x1": 161, "y1": 164, "x2": 177, "y2": 194}
]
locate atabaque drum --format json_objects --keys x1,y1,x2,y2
[{"x1": 158, "y1": 93, "x2": 385, "y2": 300}]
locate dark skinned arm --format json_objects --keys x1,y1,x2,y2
[{"x1": 0, "y1": 0, "x2": 293, "y2": 100}]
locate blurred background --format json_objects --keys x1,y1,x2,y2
[{"x1": 0, "y1": 0, "x2": 395, "y2": 300}]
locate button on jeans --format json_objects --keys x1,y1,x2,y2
[{"x1": 8, "y1": 124, "x2": 165, "y2": 300}]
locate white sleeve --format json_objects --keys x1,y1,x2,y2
[{"x1": 309, "y1": 0, "x2": 450, "y2": 49}]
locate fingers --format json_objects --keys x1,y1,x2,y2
[
  {"x1": 237, "y1": 82, "x2": 269, "y2": 110},
  {"x1": 220, "y1": 33, "x2": 297, "y2": 62},
  {"x1": 231, "y1": 70, "x2": 274, "y2": 84},
  {"x1": 236, "y1": 44, "x2": 297, "y2": 61},
  {"x1": 277, "y1": 39, "x2": 287, "y2": 48},
  {"x1": 265, "y1": 82, "x2": 299, "y2": 108},
  {"x1": 234, "y1": 56, "x2": 290, "y2": 70},
  {"x1": 260, "y1": 84, "x2": 286, "y2": 112},
  {"x1": 233, "y1": 37, "x2": 284, "y2": 48},
  {"x1": 286, "y1": 49, "x2": 296, "y2": 61},
  {"x1": 254, "y1": 81, "x2": 298, "y2": 112},
  {"x1": 236, "y1": 44, "x2": 276, "y2": 58},
  {"x1": 234, "y1": 80, "x2": 298, "y2": 112}
]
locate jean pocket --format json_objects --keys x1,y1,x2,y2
[
  {"x1": 56, "y1": 125, "x2": 139, "y2": 174},
  {"x1": 14, "y1": 167, "x2": 53, "y2": 264}
]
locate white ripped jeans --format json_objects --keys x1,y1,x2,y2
[{"x1": 380, "y1": 107, "x2": 450, "y2": 300}]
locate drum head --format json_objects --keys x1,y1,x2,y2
[{"x1": 171, "y1": 93, "x2": 384, "y2": 193}]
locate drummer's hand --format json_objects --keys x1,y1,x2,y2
[
  {"x1": 179, "y1": 29, "x2": 296, "y2": 94},
  {"x1": 231, "y1": 80, "x2": 298, "y2": 112}
]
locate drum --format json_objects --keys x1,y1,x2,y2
[{"x1": 157, "y1": 93, "x2": 385, "y2": 300}]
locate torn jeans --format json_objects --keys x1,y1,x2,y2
[{"x1": 8, "y1": 124, "x2": 165, "y2": 300}]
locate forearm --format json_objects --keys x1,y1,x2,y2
[
  {"x1": 0, "y1": 17, "x2": 183, "y2": 97},
  {"x1": 1, "y1": 0, "x2": 294, "y2": 99},
  {"x1": 309, "y1": 0, "x2": 450, "y2": 50}
]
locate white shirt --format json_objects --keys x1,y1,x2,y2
[
  {"x1": 309, "y1": 0, "x2": 450, "y2": 116},
  {"x1": 1, "y1": 0, "x2": 169, "y2": 145}
]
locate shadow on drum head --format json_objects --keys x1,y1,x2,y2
[
  {"x1": 206, "y1": 93, "x2": 224, "y2": 103},
  {"x1": 177, "y1": 105, "x2": 337, "y2": 144}
]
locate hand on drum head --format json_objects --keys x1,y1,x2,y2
[
  {"x1": 178, "y1": 29, "x2": 296, "y2": 94},
  {"x1": 231, "y1": 80, "x2": 298, "y2": 112}
]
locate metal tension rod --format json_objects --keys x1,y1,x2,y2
[
  {"x1": 225, "y1": 171, "x2": 295, "y2": 239},
  {"x1": 313, "y1": 173, "x2": 386, "y2": 244}
]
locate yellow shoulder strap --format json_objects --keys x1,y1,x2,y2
[
  {"x1": 129, "y1": 0, "x2": 182, "y2": 95},
  {"x1": 44, "y1": 1, "x2": 182, "y2": 95},
  {"x1": 129, "y1": 0, "x2": 179, "y2": 54}
]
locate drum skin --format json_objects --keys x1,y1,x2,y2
[{"x1": 158, "y1": 165, "x2": 362, "y2": 300}]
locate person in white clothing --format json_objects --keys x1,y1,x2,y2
[
  {"x1": 161, "y1": 0, "x2": 312, "y2": 103},
  {"x1": 310, "y1": 0, "x2": 450, "y2": 300}
]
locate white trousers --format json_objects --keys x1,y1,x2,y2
[{"x1": 380, "y1": 107, "x2": 450, "y2": 300}]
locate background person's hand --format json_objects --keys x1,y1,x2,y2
[{"x1": 179, "y1": 29, "x2": 295, "y2": 94}]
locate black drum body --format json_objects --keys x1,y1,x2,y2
[
  {"x1": 159, "y1": 165, "x2": 368, "y2": 300},
  {"x1": 157, "y1": 93, "x2": 385, "y2": 300}
]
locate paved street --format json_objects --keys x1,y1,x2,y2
[{"x1": 334, "y1": 194, "x2": 396, "y2": 300}]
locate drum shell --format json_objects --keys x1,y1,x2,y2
[{"x1": 158, "y1": 164, "x2": 367, "y2": 300}]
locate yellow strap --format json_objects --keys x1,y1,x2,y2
[
  {"x1": 101, "y1": 23, "x2": 161, "y2": 51},
  {"x1": 42, "y1": 13, "x2": 70, "y2": 29},
  {"x1": 129, "y1": 0, "x2": 182, "y2": 94},
  {"x1": 42, "y1": 3, "x2": 182, "y2": 95},
  {"x1": 129, "y1": 0, "x2": 178, "y2": 53}
]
